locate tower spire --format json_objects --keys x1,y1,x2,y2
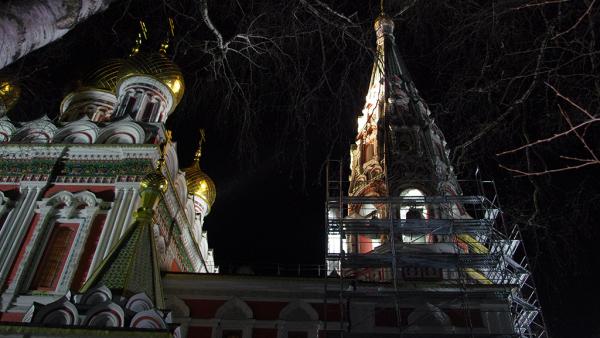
[{"x1": 350, "y1": 13, "x2": 459, "y2": 200}]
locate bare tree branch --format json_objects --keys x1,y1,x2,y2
[
  {"x1": 552, "y1": 0, "x2": 597, "y2": 39},
  {"x1": 497, "y1": 87, "x2": 599, "y2": 176}
]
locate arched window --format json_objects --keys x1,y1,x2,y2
[
  {"x1": 115, "y1": 90, "x2": 139, "y2": 119},
  {"x1": 400, "y1": 189, "x2": 427, "y2": 244},
  {"x1": 139, "y1": 97, "x2": 157, "y2": 122},
  {"x1": 30, "y1": 224, "x2": 76, "y2": 290},
  {"x1": 123, "y1": 96, "x2": 137, "y2": 117},
  {"x1": 213, "y1": 298, "x2": 253, "y2": 338},
  {"x1": 278, "y1": 301, "x2": 319, "y2": 338}
]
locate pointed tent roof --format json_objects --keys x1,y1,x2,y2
[
  {"x1": 81, "y1": 218, "x2": 164, "y2": 308},
  {"x1": 357, "y1": 14, "x2": 423, "y2": 134},
  {"x1": 81, "y1": 151, "x2": 167, "y2": 308},
  {"x1": 355, "y1": 14, "x2": 457, "y2": 196},
  {"x1": 375, "y1": 15, "x2": 418, "y2": 97},
  {"x1": 363, "y1": 14, "x2": 429, "y2": 130},
  {"x1": 350, "y1": 13, "x2": 460, "y2": 195}
]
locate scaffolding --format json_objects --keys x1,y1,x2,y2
[{"x1": 324, "y1": 160, "x2": 547, "y2": 337}]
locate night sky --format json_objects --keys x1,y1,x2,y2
[{"x1": 3, "y1": 0, "x2": 600, "y2": 336}]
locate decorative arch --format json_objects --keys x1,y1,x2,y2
[
  {"x1": 54, "y1": 119, "x2": 99, "y2": 144},
  {"x1": 279, "y1": 301, "x2": 319, "y2": 322},
  {"x1": 277, "y1": 301, "x2": 319, "y2": 338},
  {"x1": 0, "y1": 117, "x2": 16, "y2": 143},
  {"x1": 126, "y1": 292, "x2": 155, "y2": 313},
  {"x1": 84, "y1": 302, "x2": 125, "y2": 327},
  {"x1": 407, "y1": 303, "x2": 451, "y2": 327},
  {"x1": 31, "y1": 294, "x2": 80, "y2": 326},
  {"x1": 60, "y1": 89, "x2": 118, "y2": 122},
  {"x1": 212, "y1": 297, "x2": 254, "y2": 338},
  {"x1": 166, "y1": 296, "x2": 190, "y2": 318},
  {"x1": 46, "y1": 190, "x2": 99, "y2": 218},
  {"x1": 80, "y1": 285, "x2": 112, "y2": 305},
  {"x1": 215, "y1": 297, "x2": 253, "y2": 320},
  {"x1": 96, "y1": 119, "x2": 145, "y2": 144},
  {"x1": 13, "y1": 116, "x2": 57, "y2": 143},
  {"x1": 130, "y1": 309, "x2": 168, "y2": 329}
]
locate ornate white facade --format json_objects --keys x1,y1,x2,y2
[{"x1": 0, "y1": 37, "x2": 218, "y2": 336}]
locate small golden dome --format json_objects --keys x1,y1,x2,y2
[
  {"x1": 138, "y1": 155, "x2": 168, "y2": 215},
  {"x1": 0, "y1": 78, "x2": 21, "y2": 114},
  {"x1": 82, "y1": 58, "x2": 125, "y2": 92},
  {"x1": 141, "y1": 143, "x2": 168, "y2": 193},
  {"x1": 184, "y1": 155, "x2": 216, "y2": 213},
  {"x1": 141, "y1": 169, "x2": 168, "y2": 193},
  {"x1": 119, "y1": 52, "x2": 185, "y2": 106}
]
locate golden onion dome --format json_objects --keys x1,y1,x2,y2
[
  {"x1": 119, "y1": 52, "x2": 185, "y2": 106},
  {"x1": 82, "y1": 58, "x2": 125, "y2": 93},
  {"x1": 0, "y1": 78, "x2": 21, "y2": 114},
  {"x1": 184, "y1": 153, "x2": 216, "y2": 213}
]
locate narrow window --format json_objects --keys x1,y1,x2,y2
[
  {"x1": 140, "y1": 100, "x2": 155, "y2": 121},
  {"x1": 123, "y1": 96, "x2": 137, "y2": 117},
  {"x1": 30, "y1": 224, "x2": 76, "y2": 290}
]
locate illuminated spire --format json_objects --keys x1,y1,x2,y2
[{"x1": 350, "y1": 13, "x2": 458, "y2": 197}]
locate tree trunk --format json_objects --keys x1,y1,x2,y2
[{"x1": 0, "y1": 0, "x2": 116, "y2": 70}]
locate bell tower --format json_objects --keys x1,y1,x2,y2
[
  {"x1": 347, "y1": 13, "x2": 464, "y2": 260},
  {"x1": 325, "y1": 10, "x2": 546, "y2": 335}
]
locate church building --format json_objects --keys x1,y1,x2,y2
[{"x1": 0, "y1": 13, "x2": 545, "y2": 338}]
